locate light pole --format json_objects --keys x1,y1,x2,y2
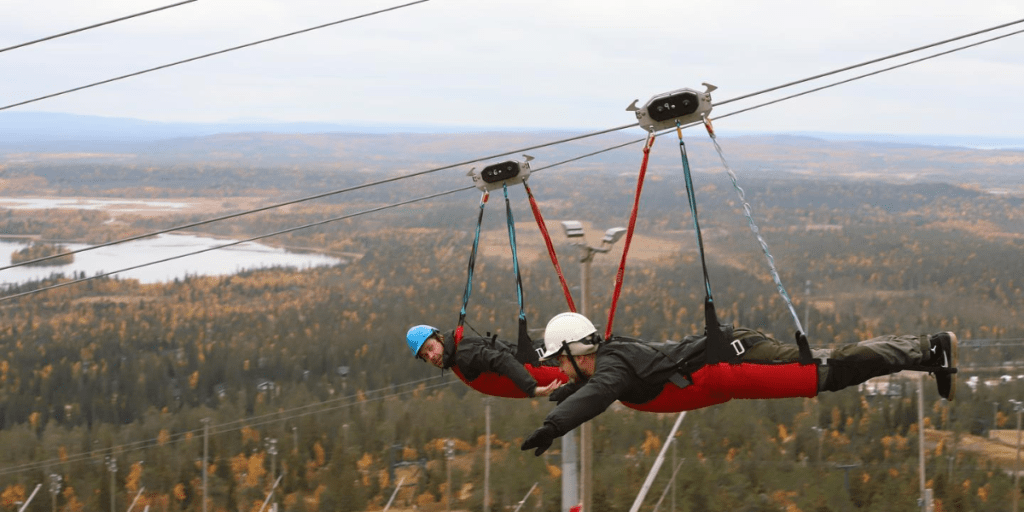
[
  {"x1": 106, "y1": 456, "x2": 117, "y2": 512},
  {"x1": 266, "y1": 437, "x2": 278, "y2": 499},
  {"x1": 1012, "y1": 399, "x2": 1023, "y2": 512},
  {"x1": 561, "y1": 221, "x2": 627, "y2": 512},
  {"x1": 445, "y1": 439, "x2": 455, "y2": 512},
  {"x1": 49, "y1": 473, "x2": 62, "y2": 512}
]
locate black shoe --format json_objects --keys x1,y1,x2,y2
[{"x1": 929, "y1": 332, "x2": 958, "y2": 401}]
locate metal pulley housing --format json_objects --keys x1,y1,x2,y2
[
  {"x1": 627, "y1": 83, "x2": 717, "y2": 132},
  {"x1": 468, "y1": 155, "x2": 533, "y2": 192}
]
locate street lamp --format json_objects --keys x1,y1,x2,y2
[
  {"x1": 1012, "y1": 399, "x2": 1024, "y2": 512},
  {"x1": 49, "y1": 474, "x2": 62, "y2": 512},
  {"x1": 560, "y1": 221, "x2": 627, "y2": 512}
]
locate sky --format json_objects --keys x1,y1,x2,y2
[{"x1": 1, "y1": 0, "x2": 1022, "y2": 137}]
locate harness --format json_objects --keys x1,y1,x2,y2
[{"x1": 456, "y1": 156, "x2": 579, "y2": 364}]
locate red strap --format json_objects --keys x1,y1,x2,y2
[
  {"x1": 523, "y1": 181, "x2": 577, "y2": 313},
  {"x1": 453, "y1": 325, "x2": 464, "y2": 346},
  {"x1": 605, "y1": 132, "x2": 656, "y2": 339}
]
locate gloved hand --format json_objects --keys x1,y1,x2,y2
[
  {"x1": 548, "y1": 382, "x2": 578, "y2": 404},
  {"x1": 521, "y1": 424, "x2": 558, "y2": 456},
  {"x1": 794, "y1": 330, "x2": 813, "y2": 365}
]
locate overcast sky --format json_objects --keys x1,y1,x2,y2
[{"x1": 1, "y1": 0, "x2": 1022, "y2": 137}]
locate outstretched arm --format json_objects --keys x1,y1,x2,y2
[
  {"x1": 522, "y1": 357, "x2": 634, "y2": 455},
  {"x1": 460, "y1": 342, "x2": 541, "y2": 396}
]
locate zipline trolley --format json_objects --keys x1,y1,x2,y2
[
  {"x1": 627, "y1": 83, "x2": 717, "y2": 132},
  {"x1": 468, "y1": 155, "x2": 534, "y2": 192}
]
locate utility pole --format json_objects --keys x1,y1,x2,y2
[
  {"x1": 266, "y1": 438, "x2": 278, "y2": 482},
  {"x1": 1012, "y1": 400, "x2": 1023, "y2": 512},
  {"x1": 804, "y1": 280, "x2": 811, "y2": 338},
  {"x1": 484, "y1": 398, "x2": 491, "y2": 512},
  {"x1": 202, "y1": 418, "x2": 210, "y2": 512},
  {"x1": 561, "y1": 221, "x2": 627, "y2": 512},
  {"x1": 106, "y1": 456, "x2": 117, "y2": 512},
  {"x1": 445, "y1": 439, "x2": 455, "y2": 512},
  {"x1": 917, "y1": 374, "x2": 932, "y2": 512},
  {"x1": 49, "y1": 473, "x2": 62, "y2": 512}
]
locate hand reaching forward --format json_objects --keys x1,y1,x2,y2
[
  {"x1": 521, "y1": 424, "x2": 558, "y2": 456},
  {"x1": 532, "y1": 379, "x2": 567, "y2": 398}
]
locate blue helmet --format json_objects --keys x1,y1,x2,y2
[{"x1": 406, "y1": 325, "x2": 439, "y2": 357}]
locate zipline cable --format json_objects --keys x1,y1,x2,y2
[
  {"x1": 0, "y1": 0, "x2": 198, "y2": 54},
  {"x1": 0, "y1": 0, "x2": 431, "y2": 112},
  {"x1": 2, "y1": 13, "x2": 1023, "y2": 483},
  {"x1": 4, "y1": 24, "x2": 1019, "y2": 299},
  {"x1": 0, "y1": 137, "x2": 647, "y2": 302},
  {"x1": 6, "y1": 19, "x2": 1022, "y2": 271},
  {"x1": 0, "y1": 122, "x2": 638, "y2": 272},
  {"x1": 0, "y1": 186, "x2": 473, "y2": 302},
  {"x1": 716, "y1": 16, "x2": 1024, "y2": 106},
  {"x1": 715, "y1": 26, "x2": 1024, "y2": 122}
]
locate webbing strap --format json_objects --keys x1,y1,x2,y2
[
  {"x1": 523, "y1": 180, "x2": 577, "y2": 312},
  {"x1": 456, "y1": 191, "x2": 489, "y2": 344},
  {"x1": 605, "y1": 131, "x2": 657, "y2": 339},
  {"x1": 702, "y1": 115, "x2": 804, "y2": 335},
  {"x1": 675, "y1": 122, "x2": 734, "y2": 362},
  {"x1": 676, "y1": 123, "x2": 713, "y2": 300},
  {"x1": 503, "y1": 183, "x2": 526, "y2": 322},
  {"x1": 502, "y1": 183, "x2": 539, "y2": 363}
]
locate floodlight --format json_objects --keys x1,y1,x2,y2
[
  {"x1": 561, "y1": 220, "x2": 585, "y2": 238},
  {"x1": 602, "y1": 227, "x2": 627, "y2": 245}
]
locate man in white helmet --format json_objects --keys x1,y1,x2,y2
[{"x1": 520, "y1": 312, "x2": 957, "y2": 455}]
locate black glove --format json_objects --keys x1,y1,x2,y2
[
  {"x1": 521, "y1": 424, "x2": 558, "y2": 456},
  {"x1": 795, "y1": 330, "x2": 813, "y2": 365},
  {"x1": 548, "y1": 382, "x2": 578, "y2": 404}
]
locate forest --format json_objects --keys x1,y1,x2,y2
[{"x1": 1, "y1": 135, "x2": 1023, "y2": 512}]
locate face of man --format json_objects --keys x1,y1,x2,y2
[
  {"x1": 557, "y1": 353, "x2": 594, "y2": 381},
  {"x1": 417, "y1": 337, "x2": 445, "y2": 368}
]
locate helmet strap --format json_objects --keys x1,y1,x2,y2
[{"x1": 561, "y1": 341, "x2": 589, "y2": 383}]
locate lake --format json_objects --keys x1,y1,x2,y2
[{"x1": 0, "y1": 234, "x2": 344, "y2": 287}]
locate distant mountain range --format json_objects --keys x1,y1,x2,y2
[{"x1": 2, "y1": 111, "x2": 1023, "y2": 150}]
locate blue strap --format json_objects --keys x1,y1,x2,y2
[
  {"x1": 458, "y1": 191, "x2": 488, "y2": 329},
  {"x1": 676, "y1": 121, "x2": 735, "y2": 362},
  {"x1": 503, "y1": 183, "x2": 526, "y2": 321},
  {"x1": 677, "y1": 122, "x2": 714, "y2": 301}
]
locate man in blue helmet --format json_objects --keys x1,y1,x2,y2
[{"x1": 406, "y1": 325, "x2": 566, "y2": 398}]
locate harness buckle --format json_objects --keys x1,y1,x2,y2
[{"x1": 730, "y1": 339, "x2": 746, "y2": 356}]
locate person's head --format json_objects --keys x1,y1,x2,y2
[
  {"x1": 540, "y1": 313, "x2": 600, "y2": 380},
  {"x1": 406, "y1": 325, "x2": 445, "y2": 368}
]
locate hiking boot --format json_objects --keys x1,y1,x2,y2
[{"x1": 929, "y1": 332, "x2": 958, "y2": 400}]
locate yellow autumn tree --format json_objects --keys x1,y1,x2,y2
[
  {"x1": 1, "y1": 484, "x2": 26, "y2": 508},
  {"x1": 245, "y1": 453, "x2": 267, "y2": 488},
  {"x1": 61, "y1": 487, "x2": 84, "y2": 512},
  {"x1": 125, "y1": 461, "x2": 144, "y2": 494},
  {"x1": 641, "y1": 430, "x2": 661, "y2": 456}
]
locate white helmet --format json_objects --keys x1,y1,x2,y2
[{"x1": 541, "y1": 312, "x2": 599, "y2": 360}]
